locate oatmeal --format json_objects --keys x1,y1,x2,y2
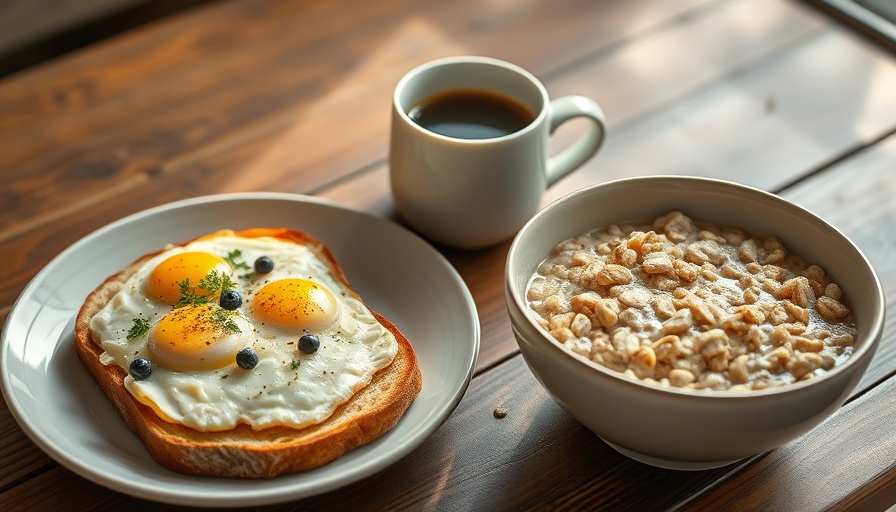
[{"x1": 526, "y1": 211, "x2": 857, "y2": 391}]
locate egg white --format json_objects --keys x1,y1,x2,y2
[{"x1": 89, "y1": 232, "x2": 399, "y2": 431}]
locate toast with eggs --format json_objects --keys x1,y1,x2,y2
[{"x1": 75, "y1": 228, "x2": 421, "y2": 478}]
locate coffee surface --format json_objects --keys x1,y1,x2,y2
[{"x1": 408, "y1": 89, "x2": 534, "y2": 139}]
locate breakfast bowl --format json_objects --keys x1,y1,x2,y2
[{"x1": 505, "y1": 176, "x2": 884, "y2": 470}]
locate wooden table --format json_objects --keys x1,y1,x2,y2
[{"x1": 2, "y1": 0, "x2": 895, "y2": 509}]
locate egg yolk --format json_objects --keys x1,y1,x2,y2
[
  {"x1": 147, "y1": 304, "x2": 248, "y2": 371},
  {"x1": 146, "y1": 252, "x2": 229, "y2": 305},
  {"x1": 252, "y1": 279, "x2": 338, "y2": 332}
]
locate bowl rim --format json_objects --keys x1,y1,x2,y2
[{"x1": 506, "y1": 175, "x2": 886, "y2": 400}]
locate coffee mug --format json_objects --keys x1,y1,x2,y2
[{"x1": 389, "y1": 55, "x2": 606, "y2": 248}]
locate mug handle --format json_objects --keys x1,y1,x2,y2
[{"x1": 545, "y1": 95, "x2": 607, "y2": 187}]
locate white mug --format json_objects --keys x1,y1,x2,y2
[{"x1": 389, "y1": 55, "x2": 606, "y2": 249}]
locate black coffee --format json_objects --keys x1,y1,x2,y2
[{"x1": 408, "y1": 89, "x2": 534, "y2": 139}]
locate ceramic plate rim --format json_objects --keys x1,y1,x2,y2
[{"x1": 0, "y1": 192, "x2": 480, "y2": 507}]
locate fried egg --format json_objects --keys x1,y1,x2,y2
[
  {"x1": 147, "y1": 304, "x2": 254, "y2": 371},
  {"x1": 252, "y1": 278, "x2": 339, "y2": 333},
  {"x1": 145, "y1": 252, "x2": 232, "y2": 305},
  {"x1": 89, "y1": 229, "x2": 398, "y2": 431}
]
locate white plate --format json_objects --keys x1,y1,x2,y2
[{"x1": 0, "y1": 193, "x2": 480, "y2": 507}]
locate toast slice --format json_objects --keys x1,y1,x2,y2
[{"x1": 74, "y1": 229, "x2": 422, "y2": 478}]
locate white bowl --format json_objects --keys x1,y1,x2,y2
[{"x1": 505, "y1": 176, "x2": 885, "y2": 470}]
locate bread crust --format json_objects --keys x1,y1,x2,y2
[{"x1": 74, "y1": 229, "x2": 421, "y2": 478}]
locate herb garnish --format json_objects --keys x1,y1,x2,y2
[
  {"x1": 210, "y1": 307, "x2": 242, "y2": 334},
  {"x1": 289, "y1": 359, "x2": 301, "y2": 370},
  {"x1": 126, "y1": 318, "x2": 150, "y2": 340},
  {"x1": 170, "y1": 270, "x2": 243, "y2": 334},
  {"x1": 174, "y1": 270, "x2": 237, "y2": 308},
  {"x1": 225, "y1": 249, "x2": 253, "y2": 280}
]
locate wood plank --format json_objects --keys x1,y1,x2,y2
[
  {"x1": 681, "y1": 373, "x2": 896, "y2": 511},
  {"x1": 0, "y1": 315, "x2": 56, "y2": 493},
  {"x1": 3, "y1": 1, "x2": 896, "y2": 509},
  {"x1": 545, "y1": 23, "x2": 896, "y2": 204},
  {"x1": 0, "y1": 391, "x2": 55, "y2": 493},
  {"x1": 0, "y1": 0, "x2": 419, "y2": 234},
  {"x1": 11, "y1": 116, "x2": 894, "y2": 508},
  {"x1": 318, "y1": 0, "x2": 831, "y2": 214},
  {"x1": 0, "y1": 465, "x2": 142, "y2": 512},
  {"x1": 0, "y1": 354, "x2": 749, "y2": 511},
  {"x1": 0, "y1": 0, "x2": 719, "y2": 501},
  {"x1": 287, "y1": 136, "x2": 896, "y2": 512},
  {"x1": 0, "y1": 0, "x2": 710, "y2": 240},
  {"x1": 318, "y1": 0, "x2": 896, "y2": 373},
  {"x1": 0, "y1": 0, "x2": 829, "y2": 376},
  {"x1": 0, "y1": 0, "x2": 714, "y2": 313},
  {"x1": 544, "y1": 0, "x2": 826, "y2": 141},
  {"x1": 285, "y1": 356, "x2": 749, "y2": 512},
  {"x1": 0, "y1": 0, "x2": 835, "y2": 313}
]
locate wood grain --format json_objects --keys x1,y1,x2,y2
[
  {"x1": 7, "y1": 121, "x2": 896, "y2": 512},
  {"x1": 0, "y1": 392, "x2": 55, "y2": 493},
  {"x1": 546, "y1": 24, "x2": 896, "y2": 203},
  {"x1": 681, "y1": 374, "x2": 896, "y2": 511},
  {"x1": 0, "y1": 355, "x2": 750, "y2": 511},
  {"x1": 0, "y1": 0, "x2": 709, "y2": 239},
  {"x1": 0, "y1": 0, "x2": 724, "y2": 505},
  {"x1": 318, "y1": 0, "x2": 896, "y2": 374},
  {"x1": 1, "y1": 0, "x2": 896, "y2": 509},
  {"x1": 0, "y1": 0, "x2": 860, "y2": 374},
  {"x1": 0, "y1": 0, "x2": 714, "y2": 313}
]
